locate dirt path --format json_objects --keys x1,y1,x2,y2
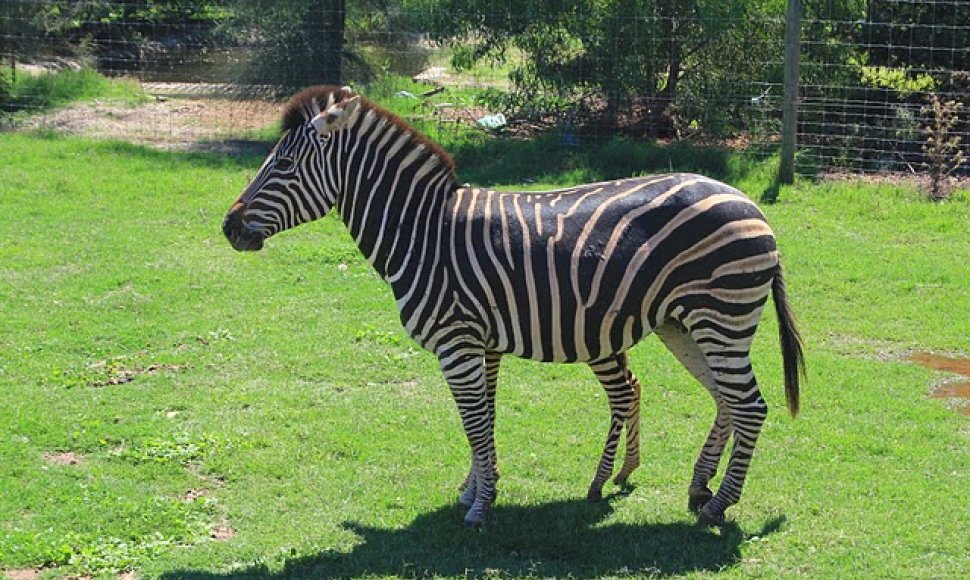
[{"x1": 19, "y1": 95, "x2": 282, "y2": 154}]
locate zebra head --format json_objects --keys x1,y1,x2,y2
[{"x1": 223, "y1": 86, "x2": 361, "y2": 251}]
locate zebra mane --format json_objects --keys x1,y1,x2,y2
[{"x1": 280, "y1": 85, "x2": 458, "y2": 182}]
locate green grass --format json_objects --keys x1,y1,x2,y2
[
  {"x1": 0, "y1": 131, "x2": 967, "y2": 578},
  {"x1": 0, "y1": 67, "x2": 147, "y2": 117}
]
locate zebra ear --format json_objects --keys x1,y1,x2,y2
[{"x1": 310, "y1": 96, "x2": 362, "y2": 135}]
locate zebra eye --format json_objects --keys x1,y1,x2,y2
[{"x1": 275, "y1": 157, "x2": 295, "y2": 172}]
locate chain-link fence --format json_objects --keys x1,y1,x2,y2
[{"x1": 1, "y1": 1, "x2": 967, "y2": 179}]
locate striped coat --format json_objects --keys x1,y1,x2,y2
[{"x1": 223, "y1": 86, "x2": 803, "y2": 527}]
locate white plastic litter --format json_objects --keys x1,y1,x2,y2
[{"x1": 476, "y1": 113, "x2": 507, "y2": 130}]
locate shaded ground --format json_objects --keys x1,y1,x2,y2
[{"x1": 157, "y1": 499, "x2": 786, "y2": 580}]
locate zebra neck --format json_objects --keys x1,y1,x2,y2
[{"x1": 337, "y1": 143, "x2": 457, "y2": 286}]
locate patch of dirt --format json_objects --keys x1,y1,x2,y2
[
  {"x1": 84, "y1": 359, "x2": 187, "y2": 388},
  {"x1": 20, "y1": 97, "x2": 280, "y2": 154},
  {"x1": 413, "y1": 66, "x2": 454, "y2": 85},
  {"x1": 434, "y1": 103, "x2": 492, "y2": 125},
  {"x1": 4, "y1": 569, "x2": 40, "y2": 580},
  {"x1": 186, "y1": 464, "x2": 226, "y2": 487},
  {"x1": 181, "y1": 488, "x2": 209, "y2": 502},
  {"x1": 211, "y1": 524, "x2": 235, "y2": 540},
  {"x1": 43, "y1": 451, "x2": 83, "y2": 466},
  {"x1": 2, "y1": 567, "x2": 127, "y2": 579},
  {"x1": 821, "y1": 171, "x2": 970, "y2": 195}
]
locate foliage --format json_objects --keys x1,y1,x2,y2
[
  {"x1": 221, "y1": 1, "x2": 431, "y2": 88},
  {"x1": 858, "y1": 65, "x2": 936, "y2": 97},
  {"x1": 223, "y1": 0, "x2": 347, "y2": 88},
  {"x1": 3, "y1": 1, "x2": 232, "y2": 67},
  {"x1": 796, "y1": 0, "x2": 970, "y2": 174},
  {"x1": 404, "y1": 0, "x2": 793, "y2": 137},
  {"x1": 348, "y1": 0, "x2": 436, "y2": 78},
  {"x1": 862, "y1": 0, "x2": 970, "y2": 72}
]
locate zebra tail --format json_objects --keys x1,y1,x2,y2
[{"x1": 772, "y1": 265, "x2": 805, "y2": 418}]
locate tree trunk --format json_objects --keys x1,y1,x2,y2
[{"x1": 320, "y1": 0, "x2": 345, "y2": 85}]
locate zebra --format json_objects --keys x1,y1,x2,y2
[{"x1": 222, "y1": 85, "x2": 804, "y2": 527}]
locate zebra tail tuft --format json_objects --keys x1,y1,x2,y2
[{"x1": 772, "y1": 265, "x2": 804, "y2": 418}]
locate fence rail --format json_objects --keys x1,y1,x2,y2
[{"x1": 1, "y1": 1, "x2": 966, "y2": 181}]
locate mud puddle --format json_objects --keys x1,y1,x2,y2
[{"x1": 910, "y1": 352, "x2": 970, "y2": 415}]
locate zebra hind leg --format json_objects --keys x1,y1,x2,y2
[
  {"x1": 655, "y1": 321, "x2": 733, "y2": 519},
  {"x1": 458, "y1": 351, "x2": 501, "y2": 508},
  {"x1": 696, "y1": 349, "x2": 767, "y2": 527},
  {"x1": 669, "y1": 314, "x2": 769, "y2": 527},
  {"x1": 457, "y1": 452, "x2": 477, "y2": 508},
  {"x1": 586, "y1": 353, "x2": 639, "y2": 501}
]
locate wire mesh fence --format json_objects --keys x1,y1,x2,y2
[
  {"x1": 0, "y1": 1, "x2": 966, "y2": 180},
  {"x1": 799, "y1": 0, "x2": 969, "y2": 179}
]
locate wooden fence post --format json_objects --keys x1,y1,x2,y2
[{"x1": 779, "y1": 0, "x2": 802, "y2": 184}]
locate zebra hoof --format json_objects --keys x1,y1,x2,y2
[
  {"x1": 586, "y1": 487, "x2": 603, "y2": 502},
  {"x1": 688, "y1": 487, "x2": 714, "y2": 514},
  {"x1": 462, "y1": 503, "x2": 489, "y2": 528},
  {"x1": 696, "y1": 504, "x2": 726, "y2": 527},
  {"x1": 462, "y1": 516, "x2": 485, "y2": 529},
  {"x1": 458, "y1": 486, "x2": 476, "y2": 508},
  {"x1": 613, "y1": 462, "x2": 639, "y2": 486}
]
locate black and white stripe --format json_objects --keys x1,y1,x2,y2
[{"x1": 223, "y1": 86, "x2": 804, "y2": 527}]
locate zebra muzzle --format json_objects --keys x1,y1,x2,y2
[{"x1": 223, "y1": 205, "x2": 265, "y2": 252}]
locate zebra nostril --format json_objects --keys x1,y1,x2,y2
[
  {"x1": 222, "y1": 214, "x2": 238, "y2": 241},
  {"x1": 223, "y1": 204, "x2": 246, "y2": 239}
]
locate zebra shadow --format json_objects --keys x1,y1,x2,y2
[{"x1": 161, "y1": 497, "x2": 786, "y2": 579}]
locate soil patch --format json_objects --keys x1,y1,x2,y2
[
  {"x1": 181, "y1": 489, "x2": 209, "y2": 502},
  {"x1": 910, "y1": 352, "x2": 970, "y2": 415},
  {"x1": 211, "y1": 524, "x2": 235, "y2": 540},
  {"x1": 4, "y1": 570, "x2": 40, "y2": 580},
  {"x1": 87, "y1": 361, "x2": 187, "y2": 387},
  {"x1": 43, "y1": 451, "x2": 84, "y2": 466},
  {"x1": 19, "y1": 97, "x2": 280, "y2": 154}
]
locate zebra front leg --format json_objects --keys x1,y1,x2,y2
[
  {"x1": 441, "y1": 349, "x2": 498, "y2": 526},
  {"x1": 587, "y1": 354, "x2": 637, "y2": 501},
  {"x1": 613, "y1": 369, "x2": 642, "y2": 487},
  {"x1": 458, "y1": 351, "x2": 501, "y2": 508}
]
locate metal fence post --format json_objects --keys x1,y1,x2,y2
[{"x1": 779, "y1": 0, "x2": 802, "y2": 184}]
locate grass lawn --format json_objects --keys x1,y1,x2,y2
[
  {"x1": 0, "y1": 130, "x2": 967, "y2": 579},
  {"x1": 1, "y1": 68, "x2": 147, "y2": 118}
]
